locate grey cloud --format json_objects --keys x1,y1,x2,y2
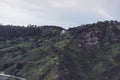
[{"x1": 0, "y1": 0, "x2": 119, "y2": 28}]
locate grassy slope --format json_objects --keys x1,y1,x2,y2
[
  {"x1": 0, "y1": 27, "x2": 70, "y2": 80},
  {"x1": 0, "y1": 21, "x2": 120, "y2": 80}
]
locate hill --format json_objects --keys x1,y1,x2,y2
[{"x1": 0, "y1": 21, "x2": 120, "y2": 80}]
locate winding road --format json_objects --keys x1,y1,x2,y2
[{"x1": 0, "y1": 72, "x2": 26, "y2": 80}]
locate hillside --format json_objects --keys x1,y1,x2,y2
[{"x1": 0, "y1": 21, "x2": 120, "y2": 80}]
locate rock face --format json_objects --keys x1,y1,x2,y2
[{"x1": 0, "y1": 21, "x2": 120, "y2": 80}]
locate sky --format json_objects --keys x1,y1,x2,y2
[{"x1": 0, "y1": 0, "x2": 119, "y2": 28}]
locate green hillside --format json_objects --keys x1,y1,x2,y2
[{"x1": 0, "y1": 21, "x2": 120, "y2": 80}]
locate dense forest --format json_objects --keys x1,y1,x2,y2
[
  {"x1": 0, "y1": 24, "x2": 64, "y2": 41},
  {"x1": 0, "y1": 20, "x2": 120, "y2": 80}
]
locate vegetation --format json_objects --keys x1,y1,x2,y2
[{"x1": 0, "y1": 20, "x2": 120, "y2": 80}]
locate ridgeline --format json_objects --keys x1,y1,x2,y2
[{"x1": 0, "y1": 21, "x2": 120, "y2": 80}]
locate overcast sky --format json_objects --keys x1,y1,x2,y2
[{"x1": 0, "y1": 0, "x2": 119, "y2": 28}]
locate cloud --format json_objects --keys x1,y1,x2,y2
[
  {"x1": 0, "y1": 0, "x2": 119, "y2": 28},
  {"x1": 97, "y1": 8, "x2": 115, "y2": 20}
]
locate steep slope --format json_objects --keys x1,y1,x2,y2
[
  {"x1": 58, "y1": 21, "x2": 120, "y2": 80},
  {"x1": 0, "y1": 25, "x2": 65, "y2": 80},
  {"x1": 0, "y1": 21, "x2": 120, "y2": 80}
]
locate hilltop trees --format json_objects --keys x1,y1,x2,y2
[{"x1": 0, "y1": 25, "x2": 63, "y2": 41}]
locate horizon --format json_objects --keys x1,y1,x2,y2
[{"x1": 0, "y1": 20, "x2": 120, "y2": 29}]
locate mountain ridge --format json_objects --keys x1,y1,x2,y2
[{"x1": 0, "y1": 20, "x2": 120, "y2": 80}]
